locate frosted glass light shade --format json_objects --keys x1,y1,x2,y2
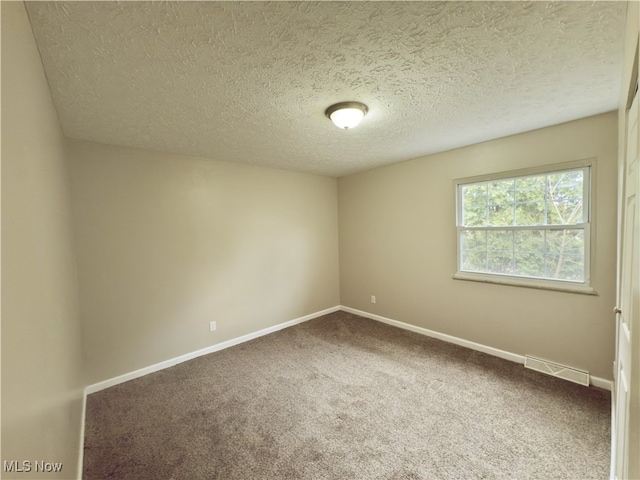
[
  {"x1": 329, "y1": 107, "x2": 364, "y2": 129},
  {"x1": 325, "y1": 102, "x2": 368, "y2": 130}
]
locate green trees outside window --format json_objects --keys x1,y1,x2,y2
[{"x1": 457, "y1": 167, "x2": 589, "y2": 283}]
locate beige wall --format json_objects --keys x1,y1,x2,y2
[
  {"x1": 1, "y1": 2, "x2": 85, "y2": 479},
  {"x1": 339, "y1": 112, "x2": 618, "y2": 379},
  {"x1": 67, "y1": 140, "x2": 340, "y2": 385},
  {"x1": 0, "y1": 1, "x2": 623, "y2": 476}
]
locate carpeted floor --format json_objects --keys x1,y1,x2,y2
[{"x1": 83, "y1": 311, "x2": 611, "y2": 479}]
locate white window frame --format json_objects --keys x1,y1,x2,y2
[{"x1": 453, "y1": 159, "x2": 596, "y2": 295}]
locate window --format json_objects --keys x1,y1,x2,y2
[{"x1": 454, "y1": 161, "x2": 594, "y2": 293}]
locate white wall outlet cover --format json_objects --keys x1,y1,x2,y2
[{"x1": 209, "y1": 321, "x2": 217, "y2": 331}]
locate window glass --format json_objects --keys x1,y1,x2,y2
[{"x1": 457, "y1": 166, "x2": 589, "y2": 285}]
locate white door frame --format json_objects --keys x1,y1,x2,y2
[{"x1": 612, "y1": 3, "x2": 640, "y2": 477}]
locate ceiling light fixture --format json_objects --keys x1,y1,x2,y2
[{"x1": 325, "y1": 102, "x2": 368, "y2": 130}]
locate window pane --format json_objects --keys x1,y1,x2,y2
[
  {"x1": 486, "y1": 230, "x2": 515, "y2": 272},
  {"x1": 462, "y1": 184, "x2": 487, "y2": 208},
  {"x1": 514, "y1": 252, "x2": 545, "y2": 278},
  {"x1": 549, "y1": 170, "x2": 584, "y2": 192},
  {"x1": 547, "y1": 200, "x2": 583, "y2": 225},
  {"x1": 487, "y1": 180, "x2": 514, "y2": 226},
  {"x1": 515, "y1": 176, "x2": 546, "y2": 204},
  {"x1": 487, "y1": 230, "x2": 513, "y2": 252},
  {"x1": 461, "y1": 230, "x2": 486, "y2": 251},
  {"x1": 514, "y1": 229, "x2": 544, "y2": 253},
  {"x1": 515, "y1": 202, "x2": 545, "y2": 226},
  {"x1": 462, "y1": 184, "x2": 486, "y2": 226},
  {"x1": 461, "y1": 250, "x2": 487, "y2": 272},
  {"x1": 459, "y1": 226, "x2": 586, "y2": 282},
  {"x1": 488, "y1": 203, "x2": 514, "y2": 226},
  {"x1": 487, "y1": 252, "x2": 514, "y2": 274},
  {"x1": 546, "y1": 171, "x2": 584, "y2": 225},
  {"x1": 463, "y1": 206, "x2": 486, "y2": 227},
  {"x1": 487, "y1": 179, "x2": 514, "y2": 204},
  {"x1": 545, "y1": 254, "x2": 584, "y2": 282},
  {"x1": 546, "y1": 229, "x2": 584, "y2": 256}
]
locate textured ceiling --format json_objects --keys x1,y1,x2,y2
[{"x1": 26, "y1": 1, "x2": 626, "y2": 177}]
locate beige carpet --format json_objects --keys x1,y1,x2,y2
[{"x1": 83, "y1": 311, "x2": 610, "y2": 479}]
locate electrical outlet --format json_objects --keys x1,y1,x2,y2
[
  {"x1": 209, "y1": 321, "x2": 217, "y2": 332},
  {"x1": 371, "y1": 295, "x2": 376, "y2": 304}
]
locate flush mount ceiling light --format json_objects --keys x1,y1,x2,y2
[{"x1": 325, "y1": 102, "x2": 368, "y2": 130}]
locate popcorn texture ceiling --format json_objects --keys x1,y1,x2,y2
[{"x1": 26, "y1": 1, "x2": 626, "y2": 177}]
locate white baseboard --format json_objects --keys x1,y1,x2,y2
[
  {"x1": 85, "y1": 306, "x2": 341, "y2": 395},
  {"x1": 83, "y1": 304, "x2": 613, "y2": 397},
  {"x1": 591, "y1": 376, "x2": 613, "y2": 391},
  {"x1": 340, "y1": 306, "x2": 524, "y2": 363},
  {"x1": 340, "y1": 306, "x2": 612, "y2": 391}
]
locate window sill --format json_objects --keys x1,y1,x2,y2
[{"x1": 453, "y1": 272, "x2": 598, "y2": 295}]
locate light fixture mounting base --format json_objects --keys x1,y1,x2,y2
[{"x1": 324, "y1": 101, "x2": 369, "y2": 119}]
